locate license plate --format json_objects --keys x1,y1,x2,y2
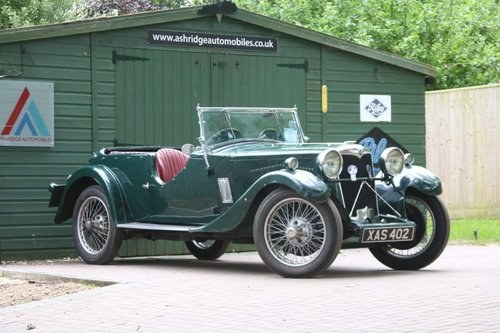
[{"x1": 361, "y1": 226, "x2": 415, "y2": 243}]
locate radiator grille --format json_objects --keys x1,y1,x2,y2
[{"x1": 339, "y1": 154, "x2": 377, "y2": 216}]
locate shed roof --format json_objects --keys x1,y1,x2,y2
[{"x1": 0, "y1": 5, "x2": 435, "y2": 78}]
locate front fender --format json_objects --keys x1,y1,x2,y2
[
  {"x1": 376, "y1": 165, "x2": 443, "y2": 216},
  {"x1": 53, "y1": 165, "x2": 127, "y2": 224},
  {"x1": 253, "y1": 169, "x2": 331, "y2": 202},
  {"x1": 195, "y1": 169, "x2": 330, "y2": 233}
]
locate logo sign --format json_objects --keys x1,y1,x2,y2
[
  {"x1": 347, "y1": 164, "x2": 358, "y2": 181},
  {"x1": 360, "y1": 95, "x2": 391, "y2": 122},
  {"x1": 357, "y1": 127, "x2": 408, "y2": 173},
  {"x1": 0, "y1": 80, "x2": 54, "y2": 147},
  {"x1": 148, "y1": 30, "x2": 278, "y2": 52}
]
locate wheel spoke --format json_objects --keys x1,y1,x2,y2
[
  {"x1": 77, "y1": 196, "x2": 110, "y2": 255},
  {"x1": 264, "y1": 197, "x2": 326, "y2": 267},
  {"x1": 386, "y1": 196, "x2": 436, "y2": 258}
]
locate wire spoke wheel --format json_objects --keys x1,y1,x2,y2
[
  {"x1": 72, "y1": 185, "x2": 122, "y2": 265},
  {"x1": 370, "y1": 191, "x2": 450, "y2": 270},
  {"x1": 254, "y1": 188, "x2": 342, "y2": 278},
  {"x1": 265, "y1": 198, "x2": 326, "y2": 266},
  {"x1": 77, "y1": 196, "x2": 111, "y2": 255},
  {"x1": 185, "y1": 239, "x2": 230, "y2": 260}
]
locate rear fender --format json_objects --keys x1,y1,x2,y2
[
  {"x1": 195, "y1": 169, "x2": 330, "y2": 233},
  {"x1": 53, "y1": 165, "x2": 127, "y2": 224},
  {"x1": 376, "y1": 165, "x2": 443, "y2": 217}
]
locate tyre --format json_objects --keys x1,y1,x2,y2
[
  {"x1": 253, "y1": 188, "x2": 343, "y2": 278},
  {"x1": 370, "y1": 191, "x2": 450, "y2": 270},
  {"x1": 185, "y1": 240, "x2": 230, "y2": 260},
  {"x1": 72, "y1": 185, "x2": 122, "y2": 264}
]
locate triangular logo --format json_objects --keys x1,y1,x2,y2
[{"x1": 1, "y1": 87, "x2": 50, "y2": 137}]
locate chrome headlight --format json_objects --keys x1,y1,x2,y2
[
  {"x1": 285, "y1": 157, "x2": 299, "y2": 170},
  {"x1": 317, "y1": 149, "x2": 343, "y2": 179},
  {"x1": 404, "y1": 153, "x2": 414, "y2": 165},
  {"x1": 379, "y1": 147, "x2": 405, "y2": 176}
]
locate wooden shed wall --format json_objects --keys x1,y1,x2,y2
[
  {"x1": 0, "y1": 15, "x2": 428, "y2": 259},
  {"x1": 0, "y1": 35, "x2": 92, "y2": 259}
]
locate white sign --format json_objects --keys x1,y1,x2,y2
[
  {"x1": 360, "y1": 95, "x2": 391, "y2": 122},
  {"x1": 0, "y1": 80, "x2": 54, "y2": 147}
]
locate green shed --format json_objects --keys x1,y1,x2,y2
[{"x1": 0, "y1": 3, "x2": 435, "y2": 260}]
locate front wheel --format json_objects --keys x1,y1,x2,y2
[
  {"x1": 253, "y1": 188, "x2": 343, "y2": 278},
  {"x1": 185, "y1": 240, "x2": 230, "y2": 260},
  {"x1": 370, "y1": 191, "x2": 450, "y2": 270},
  {"x1": 72, "y1": 185, "x2": 122, "y2": 264}
]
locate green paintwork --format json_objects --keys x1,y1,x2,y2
[
  {"x1": 0, "y1": 4, "x2": 434, "y2": 259},
  {"x1": 48, "y1": 107, "x2": 442, "y2": 250},
  {"x1": 53, "y1": 165, "x2": 129, "y2": 224},
  {"x1": 376, "y1": 165, "x2": 443, "y2": 217}
]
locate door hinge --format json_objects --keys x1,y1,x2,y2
[
  {"x1": 112, "y1": 51, "x2": 150, "y2": 64},
  {"x1": 277, "y1": 60, "x2": 309, "y2": 73}
]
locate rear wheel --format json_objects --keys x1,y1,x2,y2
[
  {"x1": 185, "y1": 240, "x2": 230, "y2": 260},
  {"x1": 370, "y1": 191, "x2": 449, "y2": 270},
  {"x1": 253, "y1": 188, "x2": 343, "y2": 278},
  {"x1": 72, "y1": 185, "x2": 122, "y2": 264}
]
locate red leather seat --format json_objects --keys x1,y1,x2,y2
[{"x1": 155, "y1": 148, "x2": 189, "y2": 183}]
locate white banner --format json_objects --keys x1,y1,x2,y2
[
  {"x1": 360, "y1": 95, "x2": 392, "y2": 122},
  {"x1": 0, "y1": 80, "x2": 54, "y2": 147}
]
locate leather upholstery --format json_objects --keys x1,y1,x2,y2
[{"x1": 155, "y1": 148, "x2": 189, "y2": 183}]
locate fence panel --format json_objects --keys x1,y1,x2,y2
[{"x1": 426, "y1": 84, "x2": 499, "y2": 218}]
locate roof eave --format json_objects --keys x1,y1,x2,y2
[{"x1": 0, "y1": 6, "x2": 435, "y2": 78}]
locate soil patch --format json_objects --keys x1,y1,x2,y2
[{"x1": 0, "y1": 276, "x2": 94, "y2": 308}]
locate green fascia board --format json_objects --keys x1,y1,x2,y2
[{"x1": 0, "y1": 6, "x2": 435, "y2": 78}]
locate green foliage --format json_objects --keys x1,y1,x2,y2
[
  {"x1": 235, "y1": 0, "x2": 499, "y2": 89},
  {"x1": 450, "y1": 219, "x2": 500, "y2": 245},
  {"x1": 0, "y1": 0, "x2": 77, "y2": 29},
  {"x1": 1, "y1": 0, "x2": 497, "y2": 89}
]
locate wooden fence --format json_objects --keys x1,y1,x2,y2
[{"x1": 425, "y1": 84, "x2": 500, "y2": 219}]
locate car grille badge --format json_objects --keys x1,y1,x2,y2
[{"x1": 347, "y1": 164, "x2": 358, "y2": 181}]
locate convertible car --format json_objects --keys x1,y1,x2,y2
[{"x1": 49, "y1": 106, "x2": 449, "y2": 278}]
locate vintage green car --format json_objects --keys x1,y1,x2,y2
[{"x1": 49, "y1": 106, "x2": 449, "y2": 278}]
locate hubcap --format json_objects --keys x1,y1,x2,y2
[{"x1": 286, "y1": 219, "x2": 313, "y2": 245}]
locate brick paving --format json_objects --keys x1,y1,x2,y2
[{"x1": 1, "y1": 245, "x2": 499, "y2": 333}]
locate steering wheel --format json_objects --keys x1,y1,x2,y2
[
  {"x1": 258, "y1": 128, "x2": 284, "y2": 141},
  {"x1": 205, "y1": 128, "x2": 243, "y2": 145}
]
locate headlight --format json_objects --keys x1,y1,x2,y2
[
  {"x1": 379, "y1": 147, "x2": 405, "y2": 176},
  {"x1": 317, "y1": 149, "x2": 343, "y2": 179},
  {"x1": 285, "y1": 157, "x2": 299, "y2": 170}
]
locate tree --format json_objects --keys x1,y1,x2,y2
[
  {"x1": 234, "y1": 0, "x2": 499, "y2": 89},
  {"x1": 1, "y1": 0, "x2": 497, "y2": 89},
  {"x1": 0, "y1": 0, "x2": 77, "y2": 29}
]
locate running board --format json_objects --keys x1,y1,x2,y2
[{"x1": 117, "y1": 223, "x2": 201, "y2": 232}]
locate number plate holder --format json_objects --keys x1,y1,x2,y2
[{"x1": 361, "y1": 226, "x2": 415, "y2": 244}]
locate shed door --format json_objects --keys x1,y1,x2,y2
[
  {"x1": 115, "y1": 49, "x2": 307, "y2": 146},
  {"x1": 209, "y1": 54, "x2": 307, "y2": 119},
  {"x1": 114, "y1": 48, "x2": 211, "y2": 147}
]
